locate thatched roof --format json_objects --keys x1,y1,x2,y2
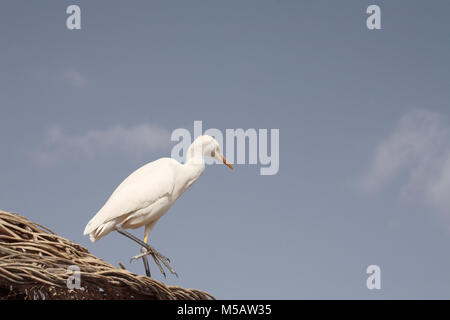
[{"x1": 0, "y1": 210, "x2": 214, "y2": 300}]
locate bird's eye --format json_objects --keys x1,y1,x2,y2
[{"x1": 211, "y1": 150, "x2": 215, "y2": 157}]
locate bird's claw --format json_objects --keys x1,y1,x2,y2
[{"x1": 129, "y1": 246, "x2": 177, "y2": 277}]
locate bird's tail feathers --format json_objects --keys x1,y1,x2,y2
[
  {"x1": 83, "y1": 218, "x2": 96, "y2": 236},
  {"x1": 84, "y1": 219, "x2": 116, "y2": 242}
]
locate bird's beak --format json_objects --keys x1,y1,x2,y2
[{"x1": 222, "y1": 155, "x2": 233, "y2": 170}]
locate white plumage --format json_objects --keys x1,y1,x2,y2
[{"x1": 83, "y1": 135, "x2": 232, "y2": 244}]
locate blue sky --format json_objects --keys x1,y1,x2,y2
[{"x1": 1, "y1": 1, "x2": 450, "y2": 298}]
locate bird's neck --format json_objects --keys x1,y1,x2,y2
[
  {"x1": 184, "y1": 144, "x2": 206, "y2": 179},
  {"x1": 171, "y1": 142, "x2": 207, "y2": 200},
  {"x1": 177, "y1": 156, "x2": 205, "y2": 195},
  {"x1": 185, "y1": 154, "x2": 206, "y2": 172},
  {"x1": 181, "y1": 142, "x2": 206, "y2": 185}
]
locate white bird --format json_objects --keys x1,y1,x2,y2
[{"x1": 83, "y1": 135, "x2": 233, "y2": 277}]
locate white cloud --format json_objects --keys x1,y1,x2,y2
[
  {"x1": 63, "y1": 68, "x2": 87, "y2": 88},
  {"x1": 34, "y1": 124, "x2": 170, "y2": 164},
  {"x1": 362, "y1": 109, "x2": 450, "y2": 216}
]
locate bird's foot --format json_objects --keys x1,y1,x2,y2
[{"x1": 130, "y1": 245, "x2": 178, "y2": 278}]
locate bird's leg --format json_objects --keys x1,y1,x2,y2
[
  {"x1": 141, "y1": 246, "x2": 151, "y2": 277},
  {"x1": 116, "y1": 227, "x2": 170, "y2": 262},
  {"x1": 140, "y1": 228, "x2": 168, "y2": 278},
  {"x1": 115, "y1": 227, "x2": 162, "y2": 260},
  {"x1": 116, "y1": 227, "x2": 150, "y2": 249},
  {"x1": 115, "y1": 227, "x2": 177, "y2": 277},
  {"x1": 141, "y1": 227, "x2": 151, "y2": 277},
  {"x1": 144, "y1": 233, "x2": 167, "y2": 278},
  {"x1": 141, "y1": 226, "x2": 170, "y2": 278}
]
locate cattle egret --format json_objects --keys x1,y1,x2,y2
[{"x1": 83, "y1": 135, "x2": 233, "y2": 277}]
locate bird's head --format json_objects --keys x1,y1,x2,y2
[{"x1": 188, "y1": 135, "x2": 233, "y2": 169}]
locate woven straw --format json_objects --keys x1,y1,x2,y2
[{"x1": 0, "y1": 210, "x2": 214, "y2": 300}]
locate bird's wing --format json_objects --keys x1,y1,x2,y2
[{"x1": 84, "y1": 158, "x2": 178, "y2": 235}]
